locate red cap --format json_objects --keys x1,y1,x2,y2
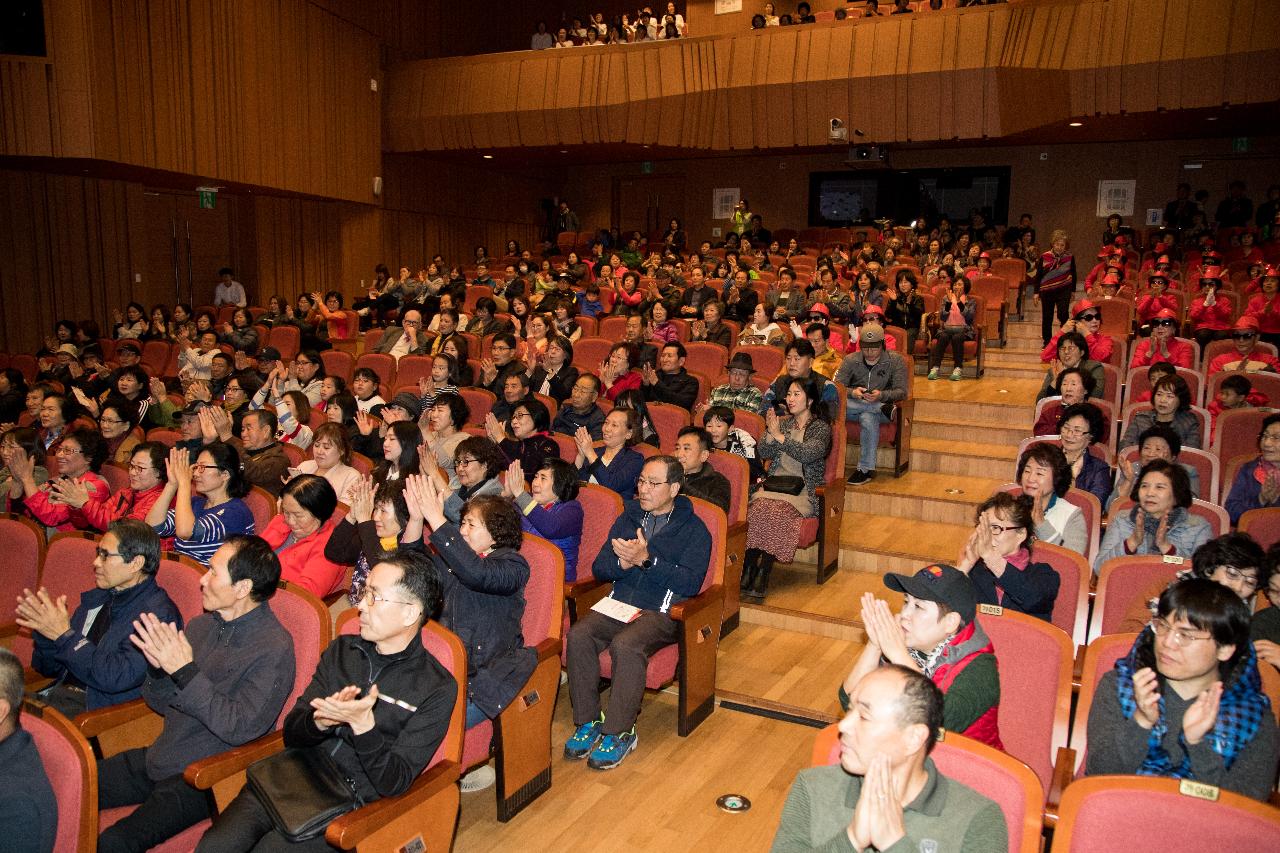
[
  {"x1": 808, "y1": 302, "x2": 831, "y2": 317},
  {"x1": 1153, "y1": 308, "x2": 1178, "y2": 321},
  {"x1": 1071, "y1": 299, "x2": 1099, "y2": 317},
  {"x1": 863, "y1": 303, "x2": 885, "y2": 316},
  {"x1": 1203, "y1": 250, "x2": 1223, "y2": 263},
  {"x1": 1265, "y1": 265, "x2": 1280, "y2": 280},
  {"x1": 1097, "y1": 247, "x2": 1111, "y2": 259},
  {"x1": 1234, "y1": 315, "x2": 1261, "y2": 331},
  {"x1": 1155, "y1": 254, "x2": 1172, "y2": 267},
  {"x1": 1114, "y1": 235, "x2": 1129, "y2": 246},
  {"x1": 1107, "y1": 251, "x2": 1126, "y2": 265},
  {"x1": 978, "y1": 251, "x2": 991, "y2": 259},
  {"x1": 1101, "y1": 272, "x2": 1123, "y2": 286},
  {"x1": 1199, "y1": 266, "x2": 1223, "y2": 282},
  {"x1": 1147, "y1": 271, "x2": 1169, "y2": 284}
]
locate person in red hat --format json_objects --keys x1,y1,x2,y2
[
  {"x1": 1245, "y1": 265, "x2": 1280, "y2": 348},
  {"x1": 1242, "y1": 261, "x2": 1268, "y2": 296},
  {"x1": 1130, "y1": 308, "x2": 1194, "y2": 368},
  {"x1": 849, "y1": 304, "x2": 898, "y2": 353},
  {"x1": 1139, "y1": 250, "x2": 1175, "y2": 276},
  {"x1": 1035, "y1": 230, "x2": 1077, "y2": 346},
  {"x1": 1206, "y1": 316, "x2": 1280, "y2": 375},
  {"x1": 1083, "y1": 246, "x2": 1118, "y2": 292},
  {"x1": 1086, "y1": 270, "x2": 1133, "y2": 302},
  {"x1": 1188, "y1": 268, "x2": 1233, "y2": 349},
  {"x1": 1040, "y1": 299, "x2": 1114, "y2": 365},
  {"x1": 1136, "y1": 271, "x2": 1179, "y2": 329},
  {"x1": 964, "y1": 251, "x2": 993, "y2": 282}
]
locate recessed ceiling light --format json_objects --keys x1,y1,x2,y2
[
  {"x1": 559, "y1": 150, "x2": 568, "y2": 154},
  {"x1": 482, "y1": 154, "x2": 494, "y2": 159},
  {"x1": 1068, "y1": 121, "x2": 1083, "y2": 127},
  {"x1": 1206, "y1": 116, "x2": 1218, "y2": 121}
]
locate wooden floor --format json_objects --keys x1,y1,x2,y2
[
  {"x1": 453, "y1": 313, "x2": 1050, "y2": 851},
  {"x1": 456, "y1": 691, "x2": 817, "y2": 852}
]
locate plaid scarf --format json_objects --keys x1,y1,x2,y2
[
  {"x1": 908, "y1": 632, "x2": 957, "y2": 678},
  {"x1": 1114, "y1": 630, "x2": 1269, "y2": 776}
]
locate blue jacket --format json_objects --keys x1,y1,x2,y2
[
  {"x1": 430, "y1": 523, "x2": 536, "y2": 719},
  {"x1": 0, "y1": 728, "x2": 57, "y2": 853},
  {"x1": 1073, "y1": 451, "x2": 1112, "y2": 508},
  {"x1": 517, "y1": 496, "x2": 583, "y2": 581},
  {"x1": 577, "y1": 446, "x2": 645, "y2": 500},
  {"x1": 595, "y1": 495, "x2": 712, "y2": 614},
  {"x1": 32, "y1": 576, "x2": 182, "y2": 710}
]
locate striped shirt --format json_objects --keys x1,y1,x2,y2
[{"x1": 153, "y1": 496, "x2": 255, "y2": 565}]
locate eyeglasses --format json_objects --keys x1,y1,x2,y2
[
  {"x1": 510, "y1": 411, "x2": 532, "y2": 421},
  {"x1": 1231, "y1": 333, "x2": 1257, "y2": 341},
  {"x1": 402, "y1": 320, "x2": 421, "y2": 327},
  {"x1": 1076, "y1": 313, "x2": 1100, "y2": 322},
  {"x1": 1151, "y1": 319, "x2": 1177, "y2": 328},
  {"x1": 1151, "y1": 618, "x2": 1213, "y2": 646},
  {"x1": 56, "y1": 446, "x2": 83, "y2": 456},
  {"x1": 456, "y1": 457, "x2": 479, "y2": 467},
  {"x1": 1261, "y1": 431, "x2": 1280, "y2": 443},
  {"x1": 192, "y1": 463, "x2": 224, "y2": 473},
  {"x1": 636, "y1": 477, "x2": 670, "y2": 489},
  {"x1": 1267, "y1": 584, "x2": 1280, "y2": 603},
  {"x1": 1215, "y1": 566, "x2": 1259, "y2": 591},
  {"x1": 98, "y1": 417, "x2": 126, "y2": 426},
  {"x1": 128, "y1": 464, "x2": 156, "y2": 473},
  {"x1": 359, "y1": 588, "x2": 415, "y2": 607},
  {"x1": 95, "y1": 548, "x2": 124, "y2": 561},
  {"x1": 986, "y1": 522, "x2": 1024, "y2": 536},
  {"x1": 1060, "y1": 425, "x2": 1090, "y2": 437}
]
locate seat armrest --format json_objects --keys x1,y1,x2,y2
[
  {"x1": 0, "y1": 621, "x2": 17, "y2": 641},
  {"x1": 1043, "y1": 746, "x2": 1077, "y2": 827},
  {"x1": 76, "y1": 697, "x2": 151, "y2": 739},
  {"x1": 533, "y1": 636, "x2": 560, "y2": 663},
  {"x1": 1071, "y1": 646, "x2": 1086, "y2": 692},
  {"x1": 668, "y1": 585, "x2": 723, "y2": 623},
  {"x1": 564, "y1": 577, "x2": 605, "y2": 600},
  {"x1": 183, "y1": 731, "x2": 286, "y2": 790},
  {"x1": 324, "y1": 761, "x2": 461, "y2": 850}
]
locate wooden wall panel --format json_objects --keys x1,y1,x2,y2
[{"x1": 384, "y1": 0, "x2": 1280, "y2": 155}]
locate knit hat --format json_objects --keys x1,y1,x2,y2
[
  {"x1": 884, "y1": 564, "x2": 977, "y2": 624},
  {"x1": 726, "y1": 352, "x2": 756, "y2": 374}
]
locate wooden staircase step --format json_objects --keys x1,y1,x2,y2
[
  {"x1": 912, "y1": 416, "x2": 1031, "y2": 446},
  {"x1": 910, "y1": 437, "x2": 1018, "y2": 478},
  {"x1": 914, "y1": 392, "x2": 1037, "y2": 425},
  {"x1": 839, "y1": 512, "x2": 972, "y2": 572},
  {"x1": 715, "y1": 623, "x2": 860, "y2": 717},
  {"x1": 846, "y1": 470, "x2": 1002, "y2": 525}
]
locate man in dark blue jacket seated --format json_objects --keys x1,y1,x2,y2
[
  {"x1": 0, "y1": 647, "x2": 57, "y2": 853},
  {"x1": 97, "y1": 535, "x2": 295, "y2": 853},
  {"x1": 198, "y1": 549, "x2": 457, "y2": 851},
  {"x1": 18, "y1": 519, "x2": 181, "y2": 718},
  {"x1": 563, "y1": 455, "x2": 712, "y2": 770}
]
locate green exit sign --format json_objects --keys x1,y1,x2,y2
[
  {"x1": 1232, "y1": 137, "x2": 1250, "y2": 153},
  {"x1": 197, "y1": 186, "x2": 218, "y2": 209}
]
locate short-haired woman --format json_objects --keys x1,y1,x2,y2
[
  {"x1": 1225, "y1": 412, "x2": 1280, "y2": 524},
  {"x1": 1119, "y1": 374, "x2": 1201, "y2": 451},
  {"x1": 955, "y1": 492, "x2": 1061, "y2": 622},
  {"x1": 440, "y1": 436, "x2": 505, "y2": 525},
  {"x1": 14, "y1": 426, "x2": 110, "y2": 533},
  {"x1": 1056, "y1": 402, "x2": 1113, "y2": 508},
  {"x1": 259, "y1": 474, "x2": 345, "y2": 597},
  {"x1": 1095, "y1": 459, "x2": 1211, "y2": 572},
  {"x1": 505, "y1": 457, "x2": 583, "y2": 580},
  {"x1": 1016, "y1": 442, "x2": 1086, "y2": 555}
]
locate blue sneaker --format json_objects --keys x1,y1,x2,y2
[
  {"x1": 564, "y1": 715, "x2": 604, "y2": 760},
  {"x1": 587, "y1": 728, "x2": 638, "y2": 770}
]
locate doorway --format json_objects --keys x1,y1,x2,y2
[{"x1": 613, "y1": 175, "x2": 686, "y2": 241}]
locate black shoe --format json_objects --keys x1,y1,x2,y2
[
  {"x1": 846, "y1": 469, "x2": 874, "y2": 486},
  {"x1": 740, "y1": 549, "x2": 760, "y2": 591},
  {"x1": 746, "y1": 556, "x2": 775, "y2": 600}
]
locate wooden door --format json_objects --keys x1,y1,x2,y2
[
  {"x1": 614, "y1": 175, "x2": 685, "y2": 242},
  {"x1": 139, "y1": 190, "x2": 239, "y2": 309}
]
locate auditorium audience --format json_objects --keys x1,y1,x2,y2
[
  {"x1": 954, "y1": 492, "x2": 1060, "y2": 621},
  {"x1": 1095, "y1": 459, "x2": 1212, "y2": 572}
]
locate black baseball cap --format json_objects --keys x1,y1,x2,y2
[{"x1": 883, "y1": 564, "x2": 977, "y2": 624}]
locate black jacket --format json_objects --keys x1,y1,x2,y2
[
  {"x1": 682, "y1": 464, "x2": 731, "y2": 516},
  {"x1": 282, "y1": 634, "x2": 457, "y2": 802},
  {"x1": 0, "y1": 729, "x2": 57, "y2": 853},
  {"x1": 529, "y1": 364, "x2": 580, "y2": 404},
  {"x1": 429, "y1": 523, "x2": 536, "y2": 718},
  {"x1": 968, "y1": 550, "x2": 1061, "y2": 623},
  {"x1": 642, "y1": 368, "x2": 698, "y2": 411},
  {"x1": 595, "y1": 495, "x2": 711, "y2": 614}
]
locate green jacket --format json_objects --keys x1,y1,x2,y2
[{"x1": 770, "y1": 760, "x2": 1007, "y2": 853}]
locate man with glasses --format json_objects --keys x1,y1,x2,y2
[
  {"x1": 1207, "y1": 316, "x2": 1280, "y2": 374},
  {"x1": 18, "y1": 520, "x2": 180, "y2": 717},
  {"x1": 480, "y1": 332, "x2": 525, "y2": 397},
  {"x1": 1086, "y1": 577, "x2": 1277, "y2": 800},
  {"x1": 371, "y1": 307, "x2": 431, "y2": 362},
  {"x1": 199, "y1": 549, "x2": 456, "y2": 851},
  {"x1": 563, "y1": 455, "x2": 711, "y2": 770},
  {"x1": 96, "y1": 536, "x2": 295, "y2": 852}
]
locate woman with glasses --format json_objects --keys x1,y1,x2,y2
[
  {"x1": 1130, "y1": 308, "x2": 1194, "y2": 368},
  {"x1": 1095, "y1": 459, "x2": 1211, "y2": 572},
  {"x1": 955, "y1": 492, "x2": 1060, "y2": 621},
  {"x1": 438, "y1": 436, "x2": 505, "y2": 526},
  {"x1": 487, "y1": 397, "x2": 558, "y2": 474},
  {"x1": 1225, "y1": 412, "x2": 1280, "y2": 524},
  {"x1": 16, "y1": 427, "x2": 110, "y2": 533},
  {"x1": 742, "y1": 377, "x2": 833, "y2": 601},
  {"x1": 1015, "y1": 442, "x2": 1087, "y2": 556},
  {"x1": 75, "y1": 442, "x2": 170, "y2": 531},
  {"x1": 1118, "y1": 533, "x2": 1265, "y2": 633},
  {"x1": 258, "y1": 474, "x2": 345, "y2": 597},
  {"x1": 1056, "y1": 402, "x2": 1113, "y2": 507},
  {"x1": 1, "y1": 427, "x2": 48, "y2": 513},
  {"x1": 99, "y1": 401, "x2": 141, "y2": 465},
  {"x1": 280, "y1": 350, "x2": 326, "y2": 406},
  {"x1": 1119, "y1": 374, "x2": 1201, "y2": 452},
  {"x1": 1037, "y1": 330, "x2": 1106, "y2": 403},
  {"x1": 1085, "y1": 577, "x2": 1276, "y2": 800},
  {"x1": 145, "y1": 442, "x2": 254, "y2": 565}
]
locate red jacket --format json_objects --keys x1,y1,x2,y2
[
  {"x1": 1188, "y1": 295, "x2": 1232, "y2": 332},
  {"x1": 933, "y1": 620, "x2": 1003, "y2": 750},
  {"x1": 1040, "y1": 331, "x2": 1114, "y2": 365},
  {"x1": 1207, "y1": 348, "x2": 1280, "y2": 375},
  {"x1": 260, "y1": 514, "x2": 345, "y2": 597},
  {"x1": 81, "y1": 483, "x2": 168, "y2": 532},
  {"x1": 1130, "y1": 336, "x2": 1194, "y2": 369},
  {"x1": 24, "y1": 472, "x2": 111, "y2": 532},
  {"x1": 1246, "y1": 294, "x2": 1280, "y2": 334},
  {"x1": 601, "y1": 369, "x2": 643, "y2": 402},
  {"x1": 1136, "y1": 292, "x2": 1179, "y2": 324}
]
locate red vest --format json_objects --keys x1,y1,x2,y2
[{"x1": 932, "y1": 622, "x2": 1003, "y2": 750}]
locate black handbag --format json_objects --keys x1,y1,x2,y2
[
  {"x1": 761, "y1": 475, "x2": 805, "y2": 495},
  {"x1": 246, "y1": 747, "x2": 363, "y2": 842}
]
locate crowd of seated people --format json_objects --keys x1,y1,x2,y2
[
  {"x1": 6, "y1": 187, "x2": 1280, "y2": 847},
  {"x1": 530, "y1": 3, "x2": 687, "y2": 49}
]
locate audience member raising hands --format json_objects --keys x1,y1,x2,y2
[
  {"x1": 504, "y1": 457, "x2": 584, "y2": 580},
  {"x1": 145, "y1": 442, "x2": 255, "y2": 565},
  {"x1": 954, "y1": 492, "x2": 1060, "y2": 622}
]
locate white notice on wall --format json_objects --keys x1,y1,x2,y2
[
  {"x1": 1096, "y1": 180, "x2": 1136, "y2": 218},
  {"x1": 713, "y1": 188, "x2": 740, "y2": 219},
  {"x1": 715, "y1": 0, "x2": 744, "y2": 13}
]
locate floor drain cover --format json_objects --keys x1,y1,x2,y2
[
  {"x1": 944, "y1": 488, "x2": 965, "y2": 495},
  {"x1": 717, "y1": 794, "x2": 751, "y2": 813}
]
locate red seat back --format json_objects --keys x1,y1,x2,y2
[
  {"x1": 519, "y1": 534, "x2": 565, "y2": 646},
  {"x1": 1239, "y1": 507, "x2": 1280, "y2": 549},
  {"x1": 571, "y1": 337, "x2": 613, "y2": 372},
  {"x1": 243, "y1": 486, "x2": 277, "y2": 535},
  {"x1": 705, "y1": 450, "x2": 749, "y2": 524},
  {"x1": 976, "y1": 608, "x2": 1073, "y2": 793},
  {"x1": 1032, "y1": 542, "x2": 1090, "y2": 647},
  {"x1": 646, "y1": 402, "x2": 691, "y2": 452},
  {"x1": 269, "y1": 581, "x2": 332, "y2": 726},
  {"x1": 684, "y1": 342, "x2": 729, "y2": 379},
  {"x1": 1091, "y1": 555, "x2": 1184, "y2": 641},
  {"x1": 0, "y1": 514, "x2": 46, "y2": 623},
  {"x1": 458, "y1": 387, "x2": 496, "y2": 425},
  {"x1": 320, "y1": 350, "x2": 354, "y2": 383},
  {"x1": 155, "y1": 553, "x2": 208, "y2": 623},
  {"x1": 1068, "y1": 632, "x2": 1139, "y2": 772},
  {"x1": 573, "y1": 484, "x2": 623, "y2": 584},
  {"x1": 267, "y1": 326, "x2": 300, "y2": 362},
  {"x1": 25, "y1": 701, "x2": 97, "y2": 853},
  {"x1": 394, "y1": 355, "x2": 434, "y2": 392}
]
